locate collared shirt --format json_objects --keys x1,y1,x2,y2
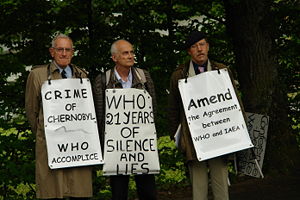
[
  {"x1": 54, "y1": 61, "x2": 72, "y2": 78},
  {"x1": 192, "y1": 61, "x2": 208, "y2": 75},
  {"x1": 114, "y1": 67, "x2": 133, "y2": 88}
]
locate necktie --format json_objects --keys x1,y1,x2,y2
[
  {"x1": 61, "y1": 69, "x2": 67, "y2": 79},
  {"x1": 198, "y1": 66, "x2": 205, "y2": 73}
]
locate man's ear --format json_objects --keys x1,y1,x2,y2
[
  {"x1": 111, "y1": 54, "x2": 117, "y2": 62},
  {"x1": 49, "y1": 47, "x2": 54, "y2": 58}
]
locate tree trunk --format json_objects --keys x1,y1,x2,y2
[{"x1": 223, "y1": 0, "x2": 300, "y2": 175}]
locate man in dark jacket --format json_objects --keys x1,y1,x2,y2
[
  {"x1": 168, "y1": 31, "x2": 231, "y2": 200},
  {"x1": 93, "y1": 39, "x2": 157, "y2": 200}
]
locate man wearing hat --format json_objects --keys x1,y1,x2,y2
[{"x1": 168, "y1": 31, "x2": 231, "y2": 200}]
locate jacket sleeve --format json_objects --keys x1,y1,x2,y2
[
  {"x1": 143, "y1": 70, "x2": 157, "y2": 120},
  {"x1": 92, "y1": 73, "x2": 106, "y2": 146},
  {"x1": 168, "y1": 71, "x2": 181, "y2": 139},
  {"x1": 25, "y1": 71, "x2": 40, "y2": 134}
]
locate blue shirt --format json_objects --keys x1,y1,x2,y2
[
  {"x1": 55, "y1": 62, "x2": 72, "y2": 78},
  {"x1": 114, "y1": 68, "x2": 133, "y2": 88}
]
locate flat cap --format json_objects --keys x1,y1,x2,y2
[{"x1": 183, "y1": 31, "x2": 206, "y2": 49}]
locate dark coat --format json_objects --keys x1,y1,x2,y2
[
  {"x1": 93, "y1": 67, "x2": 157, "y2": 145},
  {"x1": 25, "y1": 61, "x2": 93, "y2": 199}
]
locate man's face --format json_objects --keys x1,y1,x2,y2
[
  {"x1": 112, "y1": 40, "x2": 135, "y2": 69},
  {"x1": 49, "y1": 38, "x2": 74, "y2": 68},
  {"x1": 188, "y1": 39, "x2": 209, "y2": 65}
]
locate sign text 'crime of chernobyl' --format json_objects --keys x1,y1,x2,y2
[{"x1": 41, "y1": 78, "x2": 103, "y2": 169}]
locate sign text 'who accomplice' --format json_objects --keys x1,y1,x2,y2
[{"x1": 42, "y1": 78, "x2": 103, "y2": 169}]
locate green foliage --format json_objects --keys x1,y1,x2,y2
[
  {"x1": 156, "y1": 136, "x2": 189, "y2": 189},
  {"x1": 0, "y1": 126, "x2": 35, "y2": 199},
  {"x1": 0, "y1": 0, "x2": 299, "y2": 199},
  {"x1": 91, "y1": 170, "x2": 112, "y2": 200},
  {"x1": 273, "y1": 0, "x2": 300, "y2": 147}
]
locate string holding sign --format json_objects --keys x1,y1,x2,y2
[
  {"x1": 103, "y1": 88, "x2": 160, "y2": 176},
  {"x1": 178, "y1": 68, "x2": 253, "y2": 161},
  {"x1": 41, "y1": 78, "x2": 103, "y2": 169}
]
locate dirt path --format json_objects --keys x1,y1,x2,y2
[
  {"x1": 157, "y1": 172, "x2": 300, "y2": 200},
  {"x1": 229, "y1": 174, "x2": 300, "y2": 200}
]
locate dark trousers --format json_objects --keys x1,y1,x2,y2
[{"x1": 110, "y1": 174, "x2": 157, "y2": 200}]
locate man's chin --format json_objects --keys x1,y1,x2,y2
[{"x1": 57, "y1": 62, "x2": 70, "y2": 68}]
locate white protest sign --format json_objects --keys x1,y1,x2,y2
[
  {"x1": 103, "y1": 88, "x2": 160, "y2": 176},
  {"x1": 41, "y1": 78, "x2": 103, "y2": 169},
  {"x1": 237, "y1": 112, "x2": 269, "y2": 178},
  {"x1": 178, "y1": 68, "x2": 253, "y2": 161}
]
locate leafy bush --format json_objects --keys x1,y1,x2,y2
[
  {"x1": 156, "y1": 136, "x2": 189, "y2": 189},
  {"x1": 0, "y1": 125, "x2": 35, "y2": 200}
]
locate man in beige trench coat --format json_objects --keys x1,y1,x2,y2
[{"x1": 25, "y1": 34, "x2": 92, "y2": 200}]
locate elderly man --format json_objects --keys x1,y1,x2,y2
[
  {"x1": 25, "y1": 34, "x2": 92, "y2": 200},
  {"x1": 93, "y1": 39, "x2": 157, "y2": 200},
  {"x1": 168, "y1": 31, "x2": 235, "y2": 200}
]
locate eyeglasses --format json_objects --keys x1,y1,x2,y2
[
  {"x1": 53, "y1": 47, "x2": 74, "y2": 53},
  {"x1": 190, "y1": 42, "x2": 207, "y2": 49}
]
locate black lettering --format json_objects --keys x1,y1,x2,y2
[
  {"x1": 107, "y1": 95, "x2": 122, "y2": 109},
  {"x1": 188, "y1": 99, "x2": 197, "y2": 110},
  {"x1": 73, "y1": 89, "x2": 81, "y2": 98},
  {"x1": 136, "y1": 94, "x2": 146, "y2": 109},
  {"x1": 131, "y1": 163, "x2": 138, "y2": 174},
  {"x1": 45, "y1": 91, "x2": 52, "y2": 100},
  {"x1": 224, "y1": 88, "x2": 232, "y2": 100},
  {"x1": 123, "y1": 112, "x2": 130, "y2": 124},
  {"x1": 65, "y1": 89, "x2": 71, "y2": 98},
  {"x1": 197, "y1": 98, "x2": 209, "y2": 108},
  {"x1": 123, "y1": 95, "x2": 135, "y2": 109},
  {"x1": 54, "y1": 90, "x2": 62, "y2": 99},
  {"x1": 81, "y1": 88, "x2": 88, "y2": 98},
  {"x1": 57, "y1": 143, "x2": 68, "y2": 152},
  {"x1": 141, "y1": 163, "x2": 150, "y2": 174},
  {"x1": 71, "y1": 142, "x2": 79, "y2": 151},
  {"x1": 81, "y1": 142, "x2": 89, "y2": 150}
]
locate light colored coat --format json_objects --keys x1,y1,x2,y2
[{"x1": 25, "y1": 61, "x2": 93, "y2": 199}]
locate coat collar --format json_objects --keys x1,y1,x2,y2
[
  {"x1": 49, "y1": 61, "x2": 74, "y2": 74},
  {"x1": 182, "y1": 59, "x2": 220, "y2": 78},
  {"x1": 49, "y1": 61, "x2": 60, "y2": 74},
  {"x1": 109, "y1": 66, "x2": 145, "y2": 88},
  {"x1": 187, "y1": 59, "x2": 212, "y2": 77}
]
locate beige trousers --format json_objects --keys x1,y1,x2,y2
[{"x1": 188, "y1": 157, "x2": 229, "y2": 200}]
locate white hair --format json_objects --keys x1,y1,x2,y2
[
  {"x1": 110, "y1": 39, "x2": 131, "y2": 55},
  {"x1": 51, "y1": 33, "x2": 73, "y2": 48}
]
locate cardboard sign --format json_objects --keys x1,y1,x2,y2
[
  {"x1": 41, "y1": 78, "x2": 103, "y2": 169},
  {"x1": 178, "y1": 68, "x2": 253, "y2": 161},
  {"x1": 103, "y1": 88, "x2": 160, "y2": 175},
  {"x1": 237, "y1": 112, "x2": 269, "y2": 178}
]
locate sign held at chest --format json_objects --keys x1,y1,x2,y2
[
  {"x1": 103, "y1": 88, "x2": 160, "y2": 175},
  {"x1": 41, "y1": 78, "x2": 103, "y2": 169}
]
